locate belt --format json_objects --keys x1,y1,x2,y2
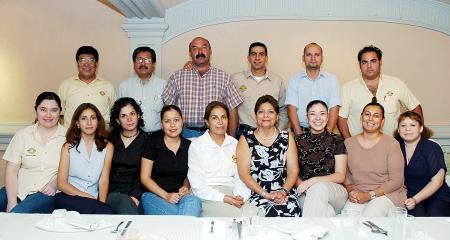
[{"x1": 186, "y1": 126, "x2": 208, "y2": 132}]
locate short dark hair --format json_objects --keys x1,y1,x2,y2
[
  {"x1": 248, "y1": 42, "x2": 267, "y2": 56},
  {"x1": 34, "y1": 92, "x2": 61, "y2": 111},
  {"x1": 306, "y1": 100, "x2": 328, "y2": 113},
  {"x1": 254, "y1": 95, "x2": 279, "y2": 115},
  {"x1": 109, "y1": 97, "x2": 145, "y2": 136},
  {"x1": 132, "y1": 46, "x2": 156, "y2": 63},
  {"x1": 204, "y1": 101, "x2": 229, "y2": 120},
  {"x1": 75, "y1": 46, "x2": 99, "y2": 62},
  {"x1": 394, "y1": 111, "x2": 432, "y2": 139},
  {"x1": 361, "y1": 99, "x2": 385, "y2": 119},
  {"x1": 357, "y1": 45, "x2": 382, "y2": 62},
  {"x1": 161, "y1": 105, "x2": 183, "y2": 120}
]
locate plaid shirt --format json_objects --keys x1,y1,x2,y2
[{"x1": 162, "y1": 66, "x2": 243, "y2": 127}]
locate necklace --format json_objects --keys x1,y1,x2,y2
[
  {"x1": 121, "y1": 130, "x2": 139, "y2": 139},
  {"x1": 256, "y1": 127, "x2": 277, "y2": 140}
]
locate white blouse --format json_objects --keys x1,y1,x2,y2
[{"x1": 188, "y1": 131, "x2": 250, "y2": 202}]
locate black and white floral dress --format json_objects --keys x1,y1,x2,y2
[{"x1": 244, "y1": 130, "x2": 302, "y2": 217}]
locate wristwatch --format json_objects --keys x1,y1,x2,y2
[
  {"x1": 280, "y1": 187, "x2": 289, "y2": 195},
  {"x1": 369, "y1": 191, "x2": 377, "y2": 200}
]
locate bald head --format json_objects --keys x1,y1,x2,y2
[
  {"x1": 189, "y1": 37, "x2": 212, "y2": 67},
  {"x1": 302, "y1": 42, "x2": 323, "y2": 70},
  {"x1": 303, "y1": 43, "x2": 323, "y2": 55}
]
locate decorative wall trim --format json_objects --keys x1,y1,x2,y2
[
  {"x1": 162, "y1": 0, "x2": 450, "y2": 42},
  {"x1": 1, "y1": 123, "x2": 450, "y2": 151},
  {"x1": 122, "y1": 17, "x2": 169, "y2": 77}
]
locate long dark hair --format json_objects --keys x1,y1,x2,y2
[
  {"x1": 66, "y1": 103, "x2": 108, "y2": 151},
  {"x1": 109, "y1": 97, "x2": 144, "y2": 136}
]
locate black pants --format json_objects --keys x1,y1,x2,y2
[
  {"x1": 55, "y1": 192, "x2": 113, "y2": 214},
  {"x1": 408, "y1": 196, "x2": 450, "y2": 217}
]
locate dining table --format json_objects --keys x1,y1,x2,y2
[{"x1": 0, "y1": 212, "x2": 449, "y2": 240}]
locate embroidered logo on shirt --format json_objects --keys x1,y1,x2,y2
[
  {"x1": 232, "y1": 154, "x2": 237, "y2": 163},
  {"x1": 384, "y1": 90, "x2": 394, "y2": 101},
  {"x1": 26, "y1": 147, "x2": 37, "y2": 156},
  {"x1": 239, "y1": 85, "x2": 247, "y2": 92},
  {"x1": 99, "y1": 91, "x2": 106, "y2": 96}
]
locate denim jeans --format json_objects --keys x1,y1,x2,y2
[
  {"x1": 106, "y1": 192, "x2": 142, "y2": 215},
  {"x1": 181, "y1": 126, "x2": 206, "y2": 139},
  {"x1": 0, "y1": 187, "x2": 54, "y2": 213},
  {"x1": 141, "y1": 192, "x2": 202, "y2": 217}
]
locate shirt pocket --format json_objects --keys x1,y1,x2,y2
[{"x1": 381, "y1": 92, "x2": 398, "y2": 114}]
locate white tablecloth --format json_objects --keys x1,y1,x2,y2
[{"x1": 0, "y1": 213, "x2": 449, "y2": 240}]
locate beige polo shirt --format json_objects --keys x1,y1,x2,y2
[
  {"x1": 231, "y1": 70, "x2": 288, "y2": 130},
  {"x1": 58, "y1": 76, "x2": 115, "y2": 127},
  {"x1": 339, "y1": 74, "x2": 420, "y2": 136},
  {"x1": 3, "y1": 124, "x2": 67, "y2": 200}
]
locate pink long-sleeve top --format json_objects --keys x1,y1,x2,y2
[{"x1": 345, "y1": 134, "x2": 407, "y2": 207}]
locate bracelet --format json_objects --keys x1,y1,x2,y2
[{"x1": 280, "y1": 187, "x2": 289, "y2": 195}]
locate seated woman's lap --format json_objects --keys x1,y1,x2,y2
[
  {"x1": 342, "y1": 196, "x2": 394, "y2": 217},
  {"x1": 409, "y1": 197, "x2": 450, "y2": 217},
  {"x1": 55, "y1": 192, "x2": 112, "y2": 214},
  {"x1": 200, "y1": 186, "x2": 261, "y2": 217},
  {"x1": 0, "y1": 187, "x2": 54, "y2": 213},
  {"x1": 106, "y1": 192, "x2": 142, "y2": 215}
]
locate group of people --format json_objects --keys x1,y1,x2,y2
[{"x1": 1, "y1": 36, "x2": 449, "y2": 218}]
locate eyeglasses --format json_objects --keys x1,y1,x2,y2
[
  {"x1": 77, "y1": 58, "x2": 96, "y2": 64},
  {"x1": 135, "y1": 58, "x2": 152, "y2": 64}
]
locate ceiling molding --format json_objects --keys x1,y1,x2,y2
[
  {"x1": 162, "y1": 0, "x2": 450, "y2": 41},
  {"x1": 108, "y1": 0, "x2": 166, "y2": 18}
]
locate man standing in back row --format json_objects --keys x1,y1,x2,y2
[
  {"x1": 286, "y1": 43, "x2": 341, "y2": 135},
  {"x1": 58, "y1": 46, "x2": 115, "y2": 127},
  {"x1": 338, "y1": 45, "x2": 423, "y2": 138},
  {"x1": 231, "y1": 42, "x2": 288, "y2": 137},
  {"x1": 117, "y1": 46, "x2": 166, "y2": 135},
  {"x1": 162, "y1": 37, "x2": 243, "y2": 138}
]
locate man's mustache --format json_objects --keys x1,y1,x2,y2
[
  {"x1": 196, "y1": 53, "x2": 206, "y2": 59},
  {"x1": 139, "y1": 66, "x2": 148, "y2": 69}
]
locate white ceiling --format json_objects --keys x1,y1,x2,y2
[{"x1": 101, "y1": 0, "x2": 450, "y2": 18}]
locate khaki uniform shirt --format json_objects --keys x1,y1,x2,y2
[
  {"x1": 339, "y1": 74, "x2": 420, "y2": 136},
  {"x1": 3, "y1": 124, "x2": 67, "y2": 200},
  {"x1": 58, "y1": 76, "x2": 115, "y2": 127},
  {"x1": 231, "y1": 70, "x2": 288, "y2": 130}
]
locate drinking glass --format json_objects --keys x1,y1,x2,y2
[
  {"x1": 339, "y1": 209, "x2": 361, "y2": 240},
  {"x1": 388, "y1": 207, "x2": 408, "y2": 240}
]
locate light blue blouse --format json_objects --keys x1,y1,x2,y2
[{"x1": 68, "y1": 138, "x2": 107, "y2": 198}]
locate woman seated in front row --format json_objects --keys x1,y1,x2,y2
[
  {"x1": 188, "y1": 101, "x2": 261, "y2": 217},
  {"x1": 55, "y1": 103, "x2": 113, "y2": 214},
  {"x1": 1, "y1": 92, "x2": 66, "y2": 213},
  {"x1": 295, "y1": 100, "x2": 348, "y2": 217},
  {"x1": 343, "y1": 100, "x2": 406, "y2": 217},
  {"x1": 140, "y1": 105, "x2": 201, "y2": 216},
  {"x1": 237, "y1": 95, "x2": 302, "y2": 217},
  {"x1": 107, "y1": 97, "x2": 148, "y2": 214},
  {"x1": 395, "y1": 111, "x2": 450, "y2": 216}
]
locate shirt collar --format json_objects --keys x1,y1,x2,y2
[
  {"x1": 201, "y1": 130, "x2": 233, "y2": 147},
  {"x1": 299, "y1": 69, "x2": 325, "y2": 81},
  {"x1": 244, "y1": 69, "x2": 271, "y2": 81},
  {"x1": 74, "y1": 75, "x2": 100, "y2": 84},
  {"x1": 31, "y1": 123, "x2": 66, "y2": 139}
]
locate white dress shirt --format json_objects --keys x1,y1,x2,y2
[{"x1": 188, "y1": 131, "x2": 250, "y2": 202}]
